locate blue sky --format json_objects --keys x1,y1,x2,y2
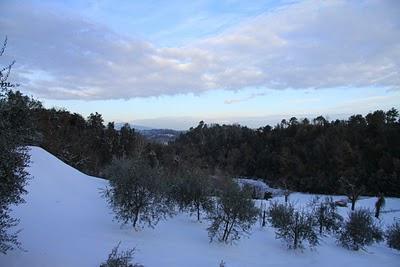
[{"x1": 1, "y1": 0, "x2": 399, "y2": 129}]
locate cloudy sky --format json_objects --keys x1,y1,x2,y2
[{"x1": 1, "y1": 0, "x2": 399, "y2": 129}]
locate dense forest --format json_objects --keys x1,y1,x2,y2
[
  {"x1": 174, "y1": 112, "x2": 400, "y2": 196},
  {"x1": 3, "y1": 89, "x2": 400, "y2": 196}
]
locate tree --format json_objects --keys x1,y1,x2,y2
[
  {"x1": 386, "y1": 108, "x2": 399, "y2": 124},
  {"x1": 102, "y1": 157, "x2": 173, "y2": 229},
  {"x1": 340, "y1": 177, "x2": 364, "y2": 211},
  {"x1": 172, "y1": 164, "x2": 213, "y2": 221},
  {"x1": 268, "y1": 202, "x2": 318, "y2": 250},
  {"x1": 207, "y1": 180, "x2": 258, "y2": 243},
  {"x1": 0, "y1": 36, "x2": 35, "y2": 254},
  {"x1": 267, "y1": 201, "x2": 293, "y2": 229},
  {"x1": 374, "y1": 194, "x2": 385, "y2": 219},
  {"x1": 337, "y1": 209, "x2": 383, "y2": 250},
  {"x1": 311, "y1": 197, "x2": 342, "y2": 235}
]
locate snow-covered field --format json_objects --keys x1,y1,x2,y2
[{"x1": 1, "y1": 147, "x2": 399, "y2": 267}]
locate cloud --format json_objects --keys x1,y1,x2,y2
[
  {"x1": 1, "y1": 0, "x2": 399, "y2": 100},
  {"x1": 224, "y1": 92, "x2": 267, "y2": 104}
]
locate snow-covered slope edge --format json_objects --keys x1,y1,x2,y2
[{"x1": 1, "y1": 146, "x2": 399, "y2": 267}]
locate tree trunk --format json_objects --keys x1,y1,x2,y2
[
  {"x1": 294, "y1": 231, "x2": 298, "y2": 250},
  {"x1": 351, "y1": 199, "x2": 355, "y2": 211},
  {"x1": 222, "y1": 220, "x2": 230, "y2": 242},
  {"x1": 197, "y1": 203, "x2": 200, "y2": 221},
  {"x1": 262, "y1": 211, "x2": 266, "y2": 227},
  {"x1": 133, "y1": 207, "x2": 140, "y2": 228},
  {"x1": 375, "y1": 207, "x2": 380, "y2": 218},
  {"x1": 225, "y1": 221, "x2": 235, "y2": 242}
]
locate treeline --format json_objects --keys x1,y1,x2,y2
[
  {"x1": 5, "y1": 88, "x2": 400, "y2": 196},
  {"x1": 172, "y1": 110, "x2": 400, "y2": 196}
]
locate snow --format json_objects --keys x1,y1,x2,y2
[
  {"x1": 1, "y1": 146, "x2": 399, "y2": 266},
  {"x1": 235, "y1": 177, "x2": 284, "y2": 196}
]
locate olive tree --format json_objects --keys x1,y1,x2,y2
[
  {"x1": 311, "y1": 197, "x2": 342, "y2": 235},
  {"x1": 102, "y1": 157, "x2": 174, "y2": 230},
  {"x1": 207, "y1": 180, "x2": 258, "y2": 243},
  {"x1": 268, "y1": 201, "x2": 318, "y2": 250},
  {"x1": 337, "y1": 208, "x2": 383, "y2": 250},
  {"x1": 171, "y1": 165, "x2": 213, "y2": 221}
]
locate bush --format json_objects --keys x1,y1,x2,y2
[
  {"x1": 337, "y1": 209, "x2": 383, "y2": 250},
  {"x1": 207, "y1": 180, "x2": 258, "y2": 243},
  {"x1": 100, "y1": 243, "x2": 143, "y2": 267},
  {"x1": 386, "y1": 221, "x2": 400, "y2": 250},
  {"x1": 269, "y1": 202, "x2": 318, "y2": 250}
]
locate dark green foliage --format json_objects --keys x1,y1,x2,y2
[
  {"x1": 269, "y1": 202, "x2": 318, "y2": 250},
  {"x1": 207, "y1": 180, "x2": 258, "y2": 243},
  {"x1": 0, "y1": 207, "x2": 20, "y2": 254},
  {"x1": 0, "y1": 37, "x2": 39, "y2": 254},
  {"x1": 100, "y1": 242, "x2": 143, "y2": 267},
  {"x1": 311, "y1": 197, "x2": 342, "y2": 235},
  {"x1": 102, "y1": 157, "x2": 174, "y2": 229},
  {"x1": 338, "y1": 209, "x2": 383, "y2": 250},
  {"x1": 173, "y1": 109, "x2": 400, "y2": 196},
  {"x1": 386, "y1": 221, "x2": 400, "y2": 250}
]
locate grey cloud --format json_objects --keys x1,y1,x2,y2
[{"x1": 1, "y1": 0, "x2": 399, "y2": 100}]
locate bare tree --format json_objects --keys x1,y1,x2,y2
[{"x1": 340, "y1": 177, "x2": 364, "y2": 211}]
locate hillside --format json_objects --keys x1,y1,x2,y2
[{"x1": 1, "y1": 147, "x2": 399, "y2": 267}]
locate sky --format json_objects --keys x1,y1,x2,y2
[{"x1": 0, "y1": 0, "x2": 399, "y2": 130}]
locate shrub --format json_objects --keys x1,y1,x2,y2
[
  {"x1": 100, "y1": 243, "x2": 143, "y2": 267},
  {"x1": 386, "y1": 221, "x2": 400, "y2": 250},
  {"x1": 337, "y1": 209, "x2": 383, "y2": 250}
]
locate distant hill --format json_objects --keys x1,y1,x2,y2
[
  {"x1": 138, "y1": 128, "x2": 184, "y2": 144},
  {"x1": 114, "y1": 123, "x2": 153, "y2": 131},
  {"x1": 114, "y1": 123, "x2": 183, "y2": 144}
]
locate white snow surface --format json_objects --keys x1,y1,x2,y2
[{"x1": 1, "y1": 146, "x2": 399, "y2": 266}]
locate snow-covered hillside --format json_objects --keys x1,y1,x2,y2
[{"x1": 1, "y1": 147, "x2": 399, "y2": 267}]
